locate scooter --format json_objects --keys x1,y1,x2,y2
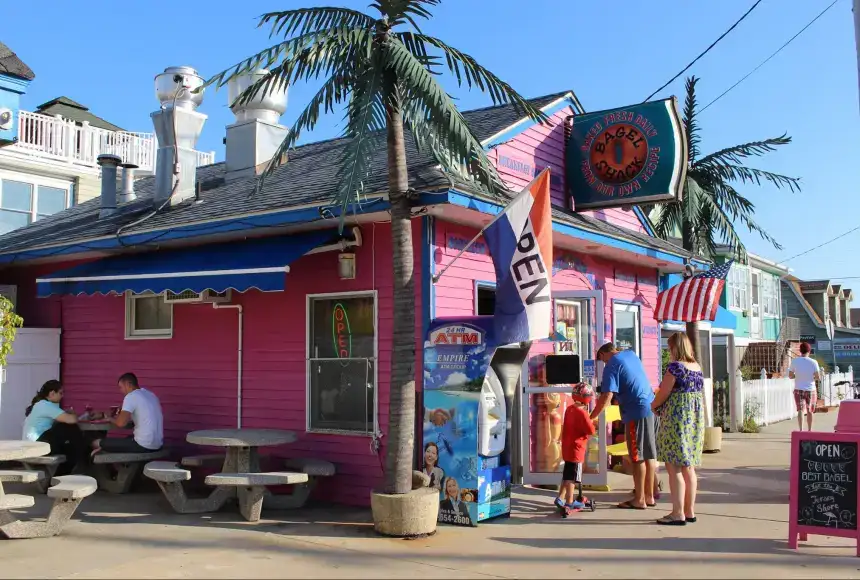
[{"x1": 555, "y1": 480, "x2": 597, "y2": 518}]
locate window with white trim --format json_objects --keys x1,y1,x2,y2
[
  {"x1": 475, "y1": 283, "x2": 496, "y2": 316},
  {"x1": 761, "y1": 274, "x2": 780, "y2": 317},
  {"x1": 125, "y1": 292, "x2": 173, "y2": 339},
  {"x1": 727, "y1": 264, "x2": 748, "y2": 311},
  {"x1": 613, "y1": 302, "x2": 641, "y2": 358},
  {"x1": 307, "y1": 293, "x2": 377, "y2": 434},
  {"x1": 0, "y1": 171, "x2": 72, "y2": 234}
]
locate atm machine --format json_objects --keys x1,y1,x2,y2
[{"x1": 421, "y1": 316, "x2": 529, "y2": 526}]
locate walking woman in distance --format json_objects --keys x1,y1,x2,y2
[{"x1": 789, "y1": 342, "x2": 821, "y2": 431}]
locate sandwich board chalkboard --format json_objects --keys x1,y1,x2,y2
[{"x1": 790, "y1": 431, "x2": 860, "y2": 556}]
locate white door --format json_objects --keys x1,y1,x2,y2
[
  {"x1": 521, "y1": 291, "x2": 608, "y2": 488},
  {"x1": 0, "y1": 328, "x2": 61, "y2": 439},
  {"x1": 751, "y1": 272, "x2": 762, "y2": 338}
]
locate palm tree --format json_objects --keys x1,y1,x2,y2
[
  {"x1": 652, "y1": 76, "x2": 801, "y2": 358},
  {"x1": 205, "y1": 1, "x2": 545, "y2": 497}
]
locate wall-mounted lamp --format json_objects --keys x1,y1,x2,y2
[{"x1": 338, "y1": 252, "x2": 356, "y2": 280}]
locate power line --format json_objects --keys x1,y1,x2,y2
[
  {"x1": 643, "y1": 0, "x2": 763, "y2": 102},
  {"x1": 780, "y1": 224, "x2": 860, "y2": 263},
  {"x1": 700, "y1": 0, "x2": 841, "y2": 113}
]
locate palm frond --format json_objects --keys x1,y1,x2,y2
[
  {"x1": 373, "y1": 0, "x2": 440, "y2": 30},
  {"x1": 683, "y1": 76, "x2": 701, "y2": 164},
  {"x1": 383, "y1": 35, "x2": 503, "y2": 193},
  {"x1": 398, "y1": 32, "x2": 548, "y2": 123},
  {"x1": 694, "y1": 159, "x2": 800, "y2": 193},
  {"x1": 258, "y1": 7, "x2": 374, "y2": 39},
  {"x1": 203, "y1": 26, "x2": 361, "y2": 93},
  {"x1": 652, "y1": 201, "x2": 683, "y2": 242},
  {"x1": 332, "y1": 56, "x2": 386, "y2": 226},
  {"x1": 696, "y1": 186, "x2": 749, "y2": 260}
]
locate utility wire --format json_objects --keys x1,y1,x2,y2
[
  {"x1": 643, "y1": 0, "x2": 763, "y2": 102},
  {"x1": 700, "y1": 0, "x2": 841, "y2": 113},
  {"x1": 779, "y1": 224, "x2": 860, "y2": 263}
]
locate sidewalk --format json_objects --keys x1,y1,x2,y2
[{"x1": 2, "y1": 412, "x2": 859, "y2": 579}]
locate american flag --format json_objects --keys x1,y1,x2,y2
[{"x1": 653, "y1": 261, "x2": 733, "y2": 322}]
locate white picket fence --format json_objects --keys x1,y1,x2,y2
[{"x1": 738, "y1": 366, "x2": 854, "y2": 428}]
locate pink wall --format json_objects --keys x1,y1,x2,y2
[
  {"x1": 434, "y1": 221, "x2": 661, "y2": 385},
  {"x1": 489, "y1": 106, "x2": 648, "y2": 234},
  {"x1": 10, "y1": 221, "x2": 423, "y2": 507}
]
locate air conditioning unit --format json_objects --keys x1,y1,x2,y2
[{"x1": 164, "y1": 289, "x2": 232, "y2": 304}]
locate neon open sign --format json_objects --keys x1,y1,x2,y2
[{"x1": 332, "y1": 303, "x2": 352, "y2": 358}]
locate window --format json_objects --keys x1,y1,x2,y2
[
  {"x1": 727, "y1": 264, "x2": 748, "y2": 311},
  {"x1": 307, "y1": 293, "x2": 377, "y2": 434},
  {"x1": 613, "y1": 302, "x2": 641, "y2": 358},
  {"x1": 0, "y1": 171, "x2": 71, "y2": 234},
  {"x1": 475, "y1": 283, "x2": 496, "y2": 316},
  {"x1": 761, "y1": 274, "x2": 780, "y2": 317},
  {"x1": 125, "y1": 292, "x2": 173, "y2": 339}
]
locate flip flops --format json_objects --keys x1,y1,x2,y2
[
  {"x1": 656, "y1": 515, "x2": 686, "y2": 526},
  {"x1": 616, "y1": 500, "x2": 646, "y2": 510}
]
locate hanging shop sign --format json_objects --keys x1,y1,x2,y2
[{"x1": 566, "y1": 97, "x2": 687, "y2": 211}]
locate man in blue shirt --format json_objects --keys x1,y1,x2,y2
[{"x1": 590, "y1": 342, "x2": 656, "y2": 510}]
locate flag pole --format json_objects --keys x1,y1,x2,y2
[{"x1": 432, "y1": 169, "x2": 550, "y2": 284}]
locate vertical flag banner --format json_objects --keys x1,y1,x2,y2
[
  {"x1": 483, "y1": 169, "x2": 554, "y2": 345},
  {"x1": 654, "y1": 261, "x2": 733, "y2": 322}
]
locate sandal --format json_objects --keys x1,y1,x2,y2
[
  {"x1": 656, "y1": 515, "x2": 686, "y2": 526},
  {"x1": 617, "y1": 500, "x2": 646, "y2": 510}
]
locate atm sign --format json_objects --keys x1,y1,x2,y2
[{"x1": 430, "y1": 325, "x2": 482, "y2": 346}]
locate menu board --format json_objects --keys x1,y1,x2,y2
[{"x1": 797, "y1": 440, "x2": 857, "y2": 531}]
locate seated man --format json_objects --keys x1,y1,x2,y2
[{"x1": 92, "y1": 372, "x2": 163, "y2": 455}]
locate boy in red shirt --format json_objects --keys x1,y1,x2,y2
[{"x1": 555, "y1": 383, "x2": 597, "y2": 517}]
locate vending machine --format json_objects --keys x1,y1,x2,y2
[{"x1": 422, "y1": 316, "x2": 529, "y2": 526}]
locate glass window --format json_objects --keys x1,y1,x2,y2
[
  {"x1": 727, "y1": 265, "x2": 748, "y2": 310},
  {"x1": 1, "y1": 180, "x2": 32, "y2": 212},
  {"x1": 37, "y1": 186, "x2": 67, "y2": 216},
  {"x1": 125, "y1": 292, "x2": 173, "y2": 338},
  {"x1": 476, "y1": 285, "x2": 496, "y2": 316},
  {"x1": 0, "y1": 210, "x2": 31, "y2": 235},
  {"x1": 553, "y1": 298, "x2": 592, "y2": 378},
  {"x1": 308, "y1": 294, "x2": 376, "y2": 434},
  {"x1": 613, "y1": 302, "x2": 641, "y2": 358}
]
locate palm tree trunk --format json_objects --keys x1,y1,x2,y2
[
  {"x1": 383, "y1": 75, "x2": 416, "y2": 495},
  {"x1": 681, "y1": 221, "x2": 703, "y2": 363}
]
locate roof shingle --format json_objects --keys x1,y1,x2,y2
[{"x1": 0, "y1": 41, "x2": 34, "y2": 81}]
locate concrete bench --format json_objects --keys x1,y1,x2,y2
[
  {"x1": 0, "y1": 470, "x2": 44, "y2": 484},
  {"x1": 92, "y1": 450, "x2": 169, "y2": 494},
  {"x1": 143, "y1": 461, "x2": 232, "y2": 515},
  {"x1": 20, "y1": 455, "x2": 66, "y2": 494},
  {"x1": 264, "y1": 458, "x2": 338, "y2": 510},
  {"x1": 180, "y1": 454, "x2": 224, "y2": 468},
  {"x1": 204, "y1": 472, "x2": 308, "y2": 522},
  {"x1": 0, "y1": 475, "x2": 97, "y2": 539}
]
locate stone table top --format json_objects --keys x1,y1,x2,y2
[
  {"x1": 0, "y1": 441, "x2": 50, "y2": 461},
  {"x1": 186, "y1": 429, "x2": 297, "y2": 448}
]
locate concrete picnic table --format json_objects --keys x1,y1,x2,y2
[
  {"x1": 186, "y1": 429, "x2": 297, "y2": 473},
  {"x1": 0, "y1": 442, "x2": 49, "y2": 496}
]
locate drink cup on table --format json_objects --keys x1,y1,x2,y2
[{"x1": 111, "y1": 406, "x2": 120, "y2": 418}]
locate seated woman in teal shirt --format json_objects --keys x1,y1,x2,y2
[{"x1": 22, "y1": 380, "x2": 87, "y2": 475}]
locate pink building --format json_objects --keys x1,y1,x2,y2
[{"x1": 0, "y1": 87, "x2": 703, "y2": 503}]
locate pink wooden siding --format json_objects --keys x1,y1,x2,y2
[
  {"x1": 433, "y1": 221, "x2": 660, "y2": 385},
  {"x1": 489, "y1": 106, "x2": 647, "y2": 234},
  {"x1": 10, "y1": 221, "x2": 423, "y2": 507}
]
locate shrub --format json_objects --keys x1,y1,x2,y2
[{"x1": 740, "y1": 398, "x2": 762, "y2": 434}]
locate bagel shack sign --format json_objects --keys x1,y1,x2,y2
[{"x1": 566, "y1": 97, "x2": 688, "y2": 210}]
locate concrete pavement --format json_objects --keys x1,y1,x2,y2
[{"x1": 2, "y1": 412, "x2": 860, "y2": 579}]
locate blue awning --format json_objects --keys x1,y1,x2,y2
[{"x1": 36, "y1": 230, "x2": 338, "y2": 297}]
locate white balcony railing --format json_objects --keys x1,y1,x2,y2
[{"x1": 9, "y1": 110, "x2": 216, "y2": 173}]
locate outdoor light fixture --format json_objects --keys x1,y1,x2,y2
[{"x1": 338, "y1": 251, "x2": 356, "y2": 280}]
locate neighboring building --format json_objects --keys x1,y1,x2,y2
[
  {"x1": 0, "y1": 71, "x2": 707, "y2": 504},
  {"x1": 0, "y1": 42, "x2": 215, "y2": 235},
  {"x1": 853, "y1": 307, "x2": 860, "y2": 328},
  {"x1": 782, "y1": 277, "x2": 860, "y2": 370}
]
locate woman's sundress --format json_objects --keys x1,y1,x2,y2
[{"x1": 656, "y1": 362, "x2": 705, "y2": 467}]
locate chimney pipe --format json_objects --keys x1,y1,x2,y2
[
  {"x1": 97, "y1": 154, "x2": 121, "y2": 218},
  {"x1": 119, "y1": 163, "x2": 138, "y2": 203}
]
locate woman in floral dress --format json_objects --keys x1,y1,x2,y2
[{"x1": 652, "y1": 332, "x2": 705, "y2": 526}]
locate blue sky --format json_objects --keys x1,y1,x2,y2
[{"x1": 4, "y1": 1, "x2": 858, "y2": 302}]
